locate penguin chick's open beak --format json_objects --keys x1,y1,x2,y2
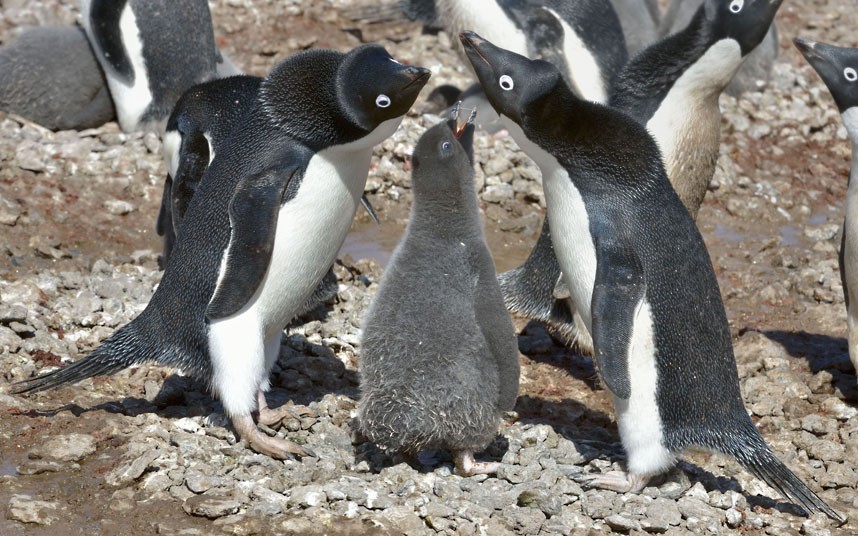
[{"x1": 449, "y1": 101, "x2": 477, "y2": 138}]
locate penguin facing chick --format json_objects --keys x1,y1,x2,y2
[
  {"x1": 498, "y1": 0, "x2": 786, "y2": 353},
  {"x1": 794, "y1": 38, "x2": 858, "y2": 384},
  {"x1": 460, "y1": 32, "x2": 844, "y2": 522},
  {"x1": 14, "y1": 45, "x2": 431, "y2": 461},
  {"x1": 358, "y1": 107, "x2": 520, "y2": 476}
]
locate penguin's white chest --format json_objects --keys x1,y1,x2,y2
[
  {"x1": 438, "y1": 0, "x2": 528, "y2": 59},
  {"x1": 249, "y1": 147, "x2": 371, "y2": 337},
  {"x1": 543, "y1": 8, "x2": 607, "y2": 103}
]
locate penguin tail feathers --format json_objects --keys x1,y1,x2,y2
[
  {"x1": 11, "y1": 323, "x2": 157, "y2": 395},
  {"x1": 723, "y1": 433, "x2": 846, "y2": 523}
]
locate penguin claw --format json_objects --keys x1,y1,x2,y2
[
  {"x1": 231, "y1": 414, "x2": 315, "y2": 460},
  {"x1": 574, "y1": 470, "x2": 649, "y2": 493}
]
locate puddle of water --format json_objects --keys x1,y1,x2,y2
[
  {"x1": 0, "y1": 458, "x2": 18, "y2": 477},
  {"x1": 779, "y1": 225, "x2": 801, "y2": 247},
  {"x1": 712, "y1": 223, "x2": 745, "y2": 243}
]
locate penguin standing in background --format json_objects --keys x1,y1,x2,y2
[
  {"x1": 14, "y1": 45, "x2": 431, "y2": 460},
  {"x1": 0, "y1": 26, "x2": 115, "y2": 130},
  {"x1": 358, "y1": 106, "x2": 520, "y2": 476},
  {"x1": 79, "y1": 0, "x2": 228, "y2": 132},
  {"x1": 499, "y1": 0, "x2": 786, "y2": 353},
  {"x1": 661, "y1": 0, "x2": 779, "y2": 96},
  {"x1": 608, "y1": 0, "x2": 660, "y2": 58},
  {"x1": 795, "y1": 38, "x2": 858, "y2": 382},
  {"x1": 460, "y1": 32, "x2": 844, "y2": 521}
]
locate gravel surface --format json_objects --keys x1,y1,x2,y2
[{"x1": 1, "y1": 0, "x2": 857, "y2": 534}]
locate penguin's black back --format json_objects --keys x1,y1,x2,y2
[{"x1": 523, "y1": 87, "x2": 749, "y2": 443}]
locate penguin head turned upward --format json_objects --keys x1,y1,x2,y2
[
  {"x1": 794, "y1": 38, "x2": 858, "y2": 117},
  {"x1": 459, "y1": 31, "x2": 562, "y2": 126},
  {"x1": 699, "y1": 0, "x2": 784, "y2": 57},
  {"x1": 410, "y1": 104, "x2": 478, "y2": 203},
  {"x1": 259, "y1": 44, "x2": 430, "y2": 150}
]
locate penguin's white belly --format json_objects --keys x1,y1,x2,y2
[
  {"x1": 249, "y1": 148, "x2": 371, "y2": 338},
  {"x1": 842, "y1": 109, "x2": 858, "y2": 311}
]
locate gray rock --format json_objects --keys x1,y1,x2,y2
[
  {"x1": 28, "y1": 433, "x2": 97, "y2": 462},
  {"x1": 7, "y1": 494, "x2": 60, "y2": 526},
  {"x1": 182, "y1": 494, "x2": 241, "y2": 519},
  {"x1": 641, "y1": 497, "x2": 682, "y2": 533},
  {"x1": 581, "y1": 492, "x2": 616, "y2": 519},
  {"x1": 105, "y1": 448, "x2": 161, "y2": 487},
  {"x1": 605, "y1": 513, "x2": 642, "y2": 533}
]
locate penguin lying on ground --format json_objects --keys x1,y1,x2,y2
[
  {"x1": 358, "y1": 105, "x2": 520, "y2": 476},
  {"x1": 795, "y1": 38, "x2": 858, "y2": 383},
  {"x1": 80, "y1": 0, "x2": 234, "y2": 132},
  {"x1": 13, "y1": 44, "x2": 430, "y2": 460},
  {"x1": 157, "y1": 76, "x2": 381, "y2": 269},
  {"x1": 460, "y1": 31, "x2": 845, "y2": 522},
  {"x1": 498, "y1": 0, "x2": 785, "y2": 353},
  {"x1": 0, "y1": 26, "x2": 114, "y2": 130},
  {"x1": 661, "y1": 0, "x2": 779, "y2": 96}
]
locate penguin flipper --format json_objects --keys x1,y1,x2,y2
[
  {"x1": 205, "y1": 165, "x2": 301, "y2": 320},
  {"x1": 89, "y1": 0, "x2": 134, "y2": 83},
  {"x1": 171, "y1": 129, "x2": 211, "y2": 234},
  {"x1": 590, "y1": 234, "x2": 646, "y2": 400}
]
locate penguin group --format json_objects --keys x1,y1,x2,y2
[{"x1": 5, "y1": 0, "x2": 854, "y2": 526}]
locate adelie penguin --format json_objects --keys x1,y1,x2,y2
[
  {"x1": 79, "y1": 0, "x2": 238, "y2": 132},
  {"x1": 499, "y1": 0, "x2": 786, "y2": 352},
  {"x1": 795, "y1": 38, "x2": 858, "y2": 384},
  {"x1": 357, "y1": 105, "x2": 520, "y2": 476},
  {"x1": 157, "y1": 75, "x2": 381, "y2": 269},
  {"x1": 460, "y1": 32, "x2": 844, "y2": 521},
  {"x1": 13, "y1": 45, "x2": 430, "y2": 460}
]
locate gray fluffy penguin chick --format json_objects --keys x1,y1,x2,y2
[
  {"x1": 660, "y1": 0, "x2": 779, "y2": 96},
  {"x1": 358, "y1": 111, "x2": 520, "y2": 476},
  {"x1": 79, "y1": 0, "x2": 222, "y2": 132},
  {"x1": 0, "y1": 26, "x2": 114, "y2": 130},
  {"x1": 795, "y1": 38, "x2": 858, "y2": 383}
]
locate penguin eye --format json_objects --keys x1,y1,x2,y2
[
  {"x1": 845, "y1": 67, "x2": 858, "y2": 82},
  {"x1": 375, "y1": 94, "x2": 391, "y2": 108},
  {"x1": 499, "y1": 75, "x2": 514, "y2": 91},
  {"x1": 728, "y1": 0, "x2": 744, "y2": 13},
  {"x1": 441, "y1": 141, "x2": 452, "y2": 153}
]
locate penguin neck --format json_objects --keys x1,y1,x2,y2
[
  {"x1": 844, "y1": 107, "x2": 858, "y2": 189},
  {"x1": 611, "y1": 11, "x2": 742, "y2": 121},
  {"x1": 410, "y1": 180, "x2": 483, "y2": 240}
]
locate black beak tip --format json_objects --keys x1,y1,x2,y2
[{"x1": 459, "y1": 31, "x2": 481, "y2": 47}]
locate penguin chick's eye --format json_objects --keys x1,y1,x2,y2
[
  {"x1": 376, "y1": 94, "x2": 391, "y2": 108},
  {"x1": 441, "y1": 141, "x2": 452, "y2": 154},
  {"x1": 499, "y1": 75, "x2": 514, "y2": 91},
  {"x1": 728, "y1": 0, "x2": 744, "y2": 13},
  {"x1": 845, "y1": 67, "x2": 858, "y2": 82}
]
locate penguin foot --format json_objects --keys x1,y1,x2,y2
[
  {"x1": 574, "y1": 470, "x2": 649, "y2": 493},
  {"x1": 256, "y1": 390, "x2": 317, "y2": 426},
  {"x1": 454, "y1": 450, "x2": 500, "y2": 477},
  {"x1": 232, "y1": 414, "x2": 316, "y2": 460}
]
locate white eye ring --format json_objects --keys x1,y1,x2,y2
[
  {"x1": 499, "y1": 74, "x2": 514, "y2": 91},
  {"x1": 375, "y1": 94, "x2": 391, "y2": 108},
  {"x1": 845, "y1": 67, "x2": 858, "y2": 82},
  {"x1": 729, "y1": 0, "x2": 744, "y2": 13}
]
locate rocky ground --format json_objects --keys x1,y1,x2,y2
[{"x1": 1, "y1": 0, "x2": 857, "y2": 534}]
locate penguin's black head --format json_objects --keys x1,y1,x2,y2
[
  {"x1": 410, "y1": 109, "x2": 476, "y2": 196},
  {"x1": 702, "y1": 0, "x2": 784, "y2": 56},
  {"x1": 795, "y1": 38, "x2": 858, "y2": 114},
  {"x1": 337, "y1": 44, "x2": 431, "y2": 133},
  {"x1": 459, "y1": 31, "x2": 561, "y2": 125}
]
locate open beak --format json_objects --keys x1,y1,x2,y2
[{"x1": 450, "y1": 101, "x2": 477, "y2": 138}]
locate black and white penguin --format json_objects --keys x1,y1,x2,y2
[
  {"x1": 0, "y1": 26, "x2": 115, "y2": 130},
  {"x1": 795, "y1": 38, "x2": 858, "y2": 382},
  {"x1": 661, "y1": 0, "x2": 779, "y2": 96},
  {"x1": 157, "y1": 75, "x2": 381, "y2": 269},
  {"x1": 14, "y1": 45, "x2": 430, "y2": 460},
  {"x1": 499, "y1": 0, "x2": 786, "y2": 352},
  {"x1": 358, "y1": 106, "x2": 520, "y2": 476},
  {"x1": 460, "y1": 32, "x2": 844, "y2": 521},
  {"x1": 79, "y1": 0, "x2": 231, "y2": 132}
]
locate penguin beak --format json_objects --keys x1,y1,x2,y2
[
  {"x1": 459, "y1": 31, "x2": 494, "y2": 71},
  {"x1": 794, "y1": 37, "x2": 824, "y2": 64},
  {"x1": 400, "y1": 65, "x2": 432, "y2": 91},
  {"x1": 793, "y1": 37, "x2": 858, "y2": 113},
  {"x1": 449, "y1": 101, "x2": 477, "y2": 139}
]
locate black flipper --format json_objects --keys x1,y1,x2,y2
[
  {"x1": 156, "y1": 175, "x2": 175, "y2": 270},
  {"x1": 360, "y1": 194, "x2": 381, "y2": 225},
  {"x1": 205, "y1": 165, "x2": 301, "y2": 320},
  {"x1": 89, "y1": 0, "x2": 134, "y2": 83},
  {"x1": 589, "y1": 232, "x2": 646, "y2": 400},
  {"x1": 170, "y1": 129, "x2": 211, "y2": 234}
]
